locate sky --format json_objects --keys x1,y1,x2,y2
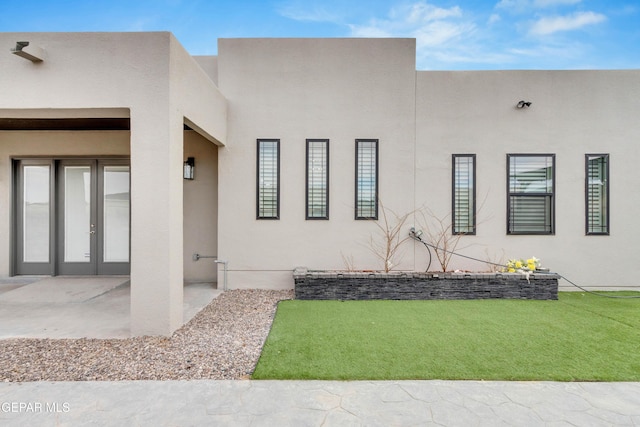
[{"x1": 1, "y1": 0, "x2": 638, "y2": 70}]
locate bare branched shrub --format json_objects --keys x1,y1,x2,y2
[
  {"x1": 368, "y1": 201, "x2": 414, "y2": 272},
  {"x1": 416, "y1": 191, "x2": 491, "y2": 272},
  {"x1": 340, "y1": 252, "x2": 356, "y2": 272},
  {"x1": 417, "y1": 209, "x2": 469, "y2": 272},
  {"x1": 484, "y1": 248, "x2": 506, "y2": 272}
]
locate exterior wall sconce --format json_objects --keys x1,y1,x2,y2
[
  {"x1": 183, "y1": 157, "x2": 195, "y2": 180},
  {"x1": 516, "y1": 100, "x2": 532, "y2": 109},
  {"x1": 11, "y1": 41, "x2": 46, "y2": 62}
]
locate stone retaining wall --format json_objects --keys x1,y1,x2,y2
[{"x1": 293, "y1": 268, "x2": 559, "y2": 300}]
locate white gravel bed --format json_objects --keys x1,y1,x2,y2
[{"x1": 0, "y1": 289, "x2": 292, "y2": 382}]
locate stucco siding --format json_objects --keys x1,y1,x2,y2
[
  {"x1": 416, "y1": 70, "x2": 640, "y2": 288},
  {"x1": 217, "y1": 38, "x2": 418, "y2": 288},
  {"x1": 183, "y1": 131, "x2": 218, "y2": 283}
]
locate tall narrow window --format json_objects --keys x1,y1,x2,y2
[
  {"x1": 452, "y1": 154, "x2": 476, "y2": 234},
  {"x1": 306, "y1": 139, "x2": 329, "y2": 219},
  {"x1": 586, "y1": 154, "x2": 609, "y2": 235},
  {"x1": 257, "y1": 139, "x2": 280, "y2": 219},
  {"x1": 355, "y1": 139, "x2": 378, "y2": 219},
  {"x1": 507, "y1": 154, "x2": 555, "y2": 234}
]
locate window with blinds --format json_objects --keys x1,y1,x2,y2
[
  {"x1": 586, "y1": 154, "x2": 609, "y2": 235},
  {"x1": 507, "y1": 154, "x2": 555, "y2": 234},
  {"x1": 452, "y1": 154, "x2": 476, "y2": 234},
  {"x1": 256, "y1": 139, "x2": 280, "y2": 219},
  {"x1": 355, "y1": 139, "x2": 378, "y2": 220},
  {"x1": 306, "y1": 139, "x2": 329, "y2": 219}
]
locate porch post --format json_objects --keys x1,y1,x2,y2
[{"x1": 129, "y1": 111, "x2": 184, "y2": 336}]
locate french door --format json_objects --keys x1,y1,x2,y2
[{"x1": 14, "y1": 159, "x2": 130, "y2": 275}]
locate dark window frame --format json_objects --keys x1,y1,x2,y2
[
  {"x1": 355, "y1": 139, "x2": 379, "y2": 220},
  {"x1": 256, "y1": 139, "x2": 280, "y2": 220},
  {"x1": 305, "y1": 139, "x2": 330, "y2": 220},
  {"x1": 506, "y1": 153, "x2": 555, "y2": 235},
  {"x1": 585, "y1": 153, "x2": 610, "y2": 235},
  {"x1": 452, "y1": 154, "x2": 476, "y2": 235}
]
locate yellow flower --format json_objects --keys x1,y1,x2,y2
[
  {"x1": 515, "y1": 261, "x2": 523, "y2": 269},
  {"x1": 508, "y1": 268, "x2": 516, "y2": 273},
  {"x1": 527, "y1": 263, "x2": 536, "y2": 271}
]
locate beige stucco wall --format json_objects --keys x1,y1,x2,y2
[
  {"x1": 216, "y1": 38, "x2": 640, "y2": 290},
  {"x1": 217, "y1": 38, "x2": 417, "y2": 289},
  {"x1": 183, "y1": 131, "x2": 218, "y2": 283},
  {"x1": 193, "y1": 56, "x2": 219, "y2": 86},
  {"x1": 416, "y1": 70, "x2": 640, "y2": 289}
]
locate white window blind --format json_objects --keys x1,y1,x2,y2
[
  {"x1": 508, "y1": 154, "x2": 554, "y2": 234},
  {"x1": 586, "y1": 154, "x2": 609, "y2": 234},
  {"x1": 257, "y1": 139, "x2": 279, "y2": 219},
  {"x1": 355, "y1": 139, "x2": 378, "y2": 219},
  {"x1": 306, "y1": 139, "x2": 329, "y2": 219},
  {"x1": 453, "y1": 155, "x2": 475, "y2": 234}
]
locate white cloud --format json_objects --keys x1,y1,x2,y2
[
  {"x1": 349, "y1": 1, "x2": 473, "y2": 48},
  {"x1": 488, "y1": 13, "x2": 501, "y2": 25},
  {"x1": 534, "y1": 0, "x2": 581, "y2": 7},
  {"x1": 277, "y1": 3, "x2": 341, "y2": 23},
  {"x1": 414, "y1": 21, "x2": 474, "y2": 47},
  {"x1": 399, "y1": 2, "x2": 462, "y2": 23},
  {"x1": 495, "y1": 0, "x2": 530, "y2": 10},
  {"x1": 496, "y1": 0, "x2": 582, "y2": 11},
  {"x1": 349, "y1": 22, "x2": 391, "y2": 38},
  {"x1": 530, "y1": 11, "x2": 606, "y2": 35}
]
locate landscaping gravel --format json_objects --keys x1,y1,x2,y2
[{"x1": 0, "y1": 289, "x2": 292, "y2": 382}]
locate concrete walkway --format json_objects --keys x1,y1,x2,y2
[
  {"x1": 1, "y1": 380, "x2": 639, "y2": 426},
  {"x1": 0, "y1": 277, "x2": 222, "y2": 338}
]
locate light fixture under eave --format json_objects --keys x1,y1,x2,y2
[
  {"x1": 11, "y1": 41, "x2": 46, "y2": 62},
  {"x1": 183, "y1": 157, "x2": 195, "y2": 180},
  {"x1": 516, "y1": 100, "x2": 532, "y2": 109}
]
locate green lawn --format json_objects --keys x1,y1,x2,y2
[{"x1": 252, "y1": 292, "x2": 640, "y2": 381}]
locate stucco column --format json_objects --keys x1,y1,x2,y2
[{"x1": 130, "y1": 111, "x2": 184, "y2": 336}]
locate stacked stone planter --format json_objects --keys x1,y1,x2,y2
[{"x1": 293, "y1": 267, "x2": 559, "y2": 301}]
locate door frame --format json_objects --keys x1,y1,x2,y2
[{"x1": 12, "y1": 156, "x2": 130, "y2": 276}]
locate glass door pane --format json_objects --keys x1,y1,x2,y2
[
  {"x1": 64, "y1": 166, "x2": 92, "y2": 263},
  {"x1": 103, "y1": 166, "x2": 130, "y2": 263},
  {"x1": 23, "y1": 165, "x2": 50, "y2": 263}
]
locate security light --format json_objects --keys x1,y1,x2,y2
[{"x1": 11, "y1": 41, "x2": 45, "y2": 62}]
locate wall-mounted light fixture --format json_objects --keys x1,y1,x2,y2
[
  {"x1": 516, "y1": 100, "x2": 532, "y2": 109},
  {"x1": 183, "y1": 157, "x2": 195, "y2": 180},
  {"x1": 11, "y1": 41, "x2": 46, "y2": 62}
]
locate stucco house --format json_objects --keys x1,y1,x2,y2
[{"x1": 1, "y1": 32, "x2": 639, "y2": 335}]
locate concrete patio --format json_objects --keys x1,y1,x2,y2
[{"x1": 0, "y1": 276, "x2": 222, "y2": 338}]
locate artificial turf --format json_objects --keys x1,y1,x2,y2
[{"x1": 252, "y1": 292, "x2": 640, "y2": 381}]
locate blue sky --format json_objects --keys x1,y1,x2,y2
[{"x1": 2, "y1": 0, "x2": 638, "y2": 70}]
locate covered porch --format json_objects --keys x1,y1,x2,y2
[{"x1": 0, "y1": 32, "x2": 228, "y2": 336}]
